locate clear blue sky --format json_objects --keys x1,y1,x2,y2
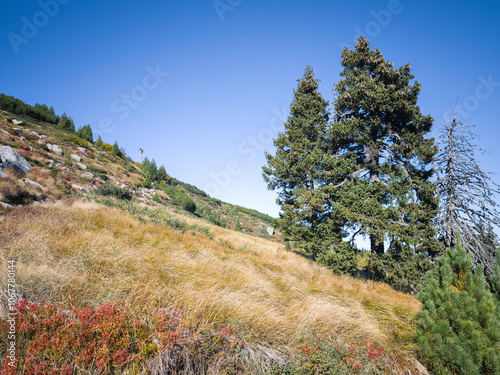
[{"x1": 2, "y1": 0, "x2": 500, "y2": 219}]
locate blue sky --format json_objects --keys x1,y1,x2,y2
[{"x1": 1, "y1": 0, "x2": 500, "y2": 219}]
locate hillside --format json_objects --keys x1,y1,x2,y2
[
  {"x1": 0, "y1": 109, "x2": 275, "y2": 240},
  {"x1": 1, "y1": 109, "x2": 427, "y2": 374}
]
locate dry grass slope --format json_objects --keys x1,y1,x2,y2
[{"x1": 1, "y1": 199, "x2": 425, "y2": 373}]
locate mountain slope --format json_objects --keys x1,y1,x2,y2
[{"x1": 0, "y1": 107, "x2": 428, "y2": 373}]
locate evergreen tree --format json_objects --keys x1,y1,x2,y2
[
  {"x1": 263, "y1": 66, "x2": 347, "y2": 259},
  {"x1": 416, "y1": 235, "x2": 500, "y2": 374},
  {"x1": 111, "y1": 141, "x2": 123, "y2": 158},
  {"x1": 76, "y1": 124, "x2": 93, "y2": 143},
  {"x1": 156, "y1": 165, "x2": 170, "y2": 183},
  {"x1": 332, "y1": 36, "x2": 439, "y2": 289},
  {"x1": 434, "y1": 114, "x2": 500, "y2": 275},
  {"x1": 95, "y1": 135, "x2": 104, "y2": 149},
  {"x1": 141, "y1": 157, "x2": 157, "y2": 187},
  {"x1": 58, "y1": 112, "x2": 75, "y2": 132}
]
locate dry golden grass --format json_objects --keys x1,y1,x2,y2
[{"x1": 0, "y1": 199, "x2": 421, "y2": 361}]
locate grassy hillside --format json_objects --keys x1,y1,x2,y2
[
  {"x1": 0, "y1": 109, "x2": 428, "y2": 374},
  {"x1": 0, "y1": 110, "x2": 275, "y2": 240}
]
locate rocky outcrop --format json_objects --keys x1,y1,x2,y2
[
  {"x1": 12, "y1": 119, "x2": 24, "y2": 125},
  {"x1": 0, "y1": 146, "x2": 32, "y2": 174},
  {"x1": 267, "y1": 227, "x2": 274, "y2": 236}
]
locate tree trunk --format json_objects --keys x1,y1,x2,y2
[{"x1": 370, "y1": 233, "x2": 384, "y2": 255}]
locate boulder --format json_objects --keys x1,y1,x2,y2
[
  {"x1": 48, "y1": 160, "x2": 56, "y2": 167},
  {"x1": 47, "y1": 143, "x2": 63, "y2": 155},
  {"x1": 22, "y1": 178, "x2": 43, "y2": 189},
  {"x1": 71, "y1": 154, "x2": 82, "y2": 162},
  {"x1": 0, "y1": 202, "x2": 13, "y2": 209},
  {"x1": 76, "y1": 162, "x2": 87, "y2": 170},
  {"x1": 77, "y1": 147, "x2": 87, "y2": 153},
  {"x1": 12, "y1": 119, "x2": 24, "y2": 125},
  {"x1": 0, "y1": 170, "x2": 8, "y2": 178},
  {"x1": 266, "y1": 227, "x2": 275, "y2": 236},
  {"x1": 0, "y1": 146, "x2": 32, "y2": 174},
  {"x1": 71, "y1": 184, "x2": 89, "y2": 193}
]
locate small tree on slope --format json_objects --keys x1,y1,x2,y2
[{"x1": 416, "y1": 235, "x2": 500, "y2": 374}]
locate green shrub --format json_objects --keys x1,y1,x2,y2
[
  {"x1": 180, "y1": 195, "x2": 196, "y2": 213},
  {"x1": 416, "y1": 235, "x2": 500, "y2": 374},
  {"x1": 207, "y1": 212, "x2": 227, "y2": 227},
  {"x1": 66, "y1": 134, "x2": 90, "y2": 149},
  {"x1": 316, "y1": 241, "x2": 358, "y2": 274},
  {"x1": 94, "y1": 183, "x2": 132, "y2": 200}
]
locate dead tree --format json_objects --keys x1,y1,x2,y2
[{"x1": 434, "y1": 114, "x2": 500, "y2": 275}]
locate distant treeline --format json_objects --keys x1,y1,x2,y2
[{"x1": 0, "y1": 93, "x2": 59, "y2": 124}]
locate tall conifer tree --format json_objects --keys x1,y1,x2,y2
[
  {"x1": 331, "y1": 36, "x2": 439, "y2": 288},
  {"x1": 263, "y1": 66, "x2": 346, "y2": 259}
]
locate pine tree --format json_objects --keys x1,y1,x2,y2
[
  {"x1": 76, "y1": 124, "x2": 93, "y2": 143},
  {"x1": 331, "y1": 36, "x2": 439, "y2": 289},
  {"x1": 434, "y1": 114, "x2": 500, "y2": 275},
  {"x1": 417, "y1": 235, "x2": 500, "y2": 374},
  {"x1": 111, "y1": 141, "x2": 123, "y2": 158},
  {"x1": 263, "y1": 66, "x2": 346, "y2": 259},
  {"x1": 58, "y1": 112, "x2": 75, "y2": 132},
  {"x1": 95, "y1": 135, "x2": 104, "y2": 149}
]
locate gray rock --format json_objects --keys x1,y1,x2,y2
[
  {"x1": 266, "y1": 227, "x2": 275, "y2": 236},
  {"x1": 76, "y1": 162, "x2": 87, "y2": 170},
  {"x1": 0, "y1": 146, "x2": 32, "y2": 174},
  {"x1": 40, "y1": 135, "x2": 48, "y2": 138},
  {"x1": 48, "y1": 160, "x2": 56, "y2": 167},
  {"x1": 22, "y1": 178, "x2": 43, "y2": 189},
  {"x1": 12, "y1": 119, "x2": 24, "y2": 125},
  {"x1": 20, "y1": 136, "x2": 26, "y2": 141},
  {"x1": 0, "y1": 202, "x2": 13, "y2": 209},
  {"x1": 71, "y1": 154, "x2": 82, "y2": 162},
  {"x1": 71, "y1": 184, "x2": 89, "y2": 193},
  {"x1": 13, "y1": 127, "x2": 22, "y2": 132},
  {"x1": 77, "y1": 147, "x2": 87, "y2": 153},
  {"x1": 47, "y1": 143, "x2": 63, "y2": 155},
  {"x1": 0, "y1": 170, "x2": 8, "y2": 178},
  {"x1": 31, "y1": 131, "x2": 40, "y2": 136},
  {"x1": 0, "y1": 129, "x2": 9, "y2": 135}
]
